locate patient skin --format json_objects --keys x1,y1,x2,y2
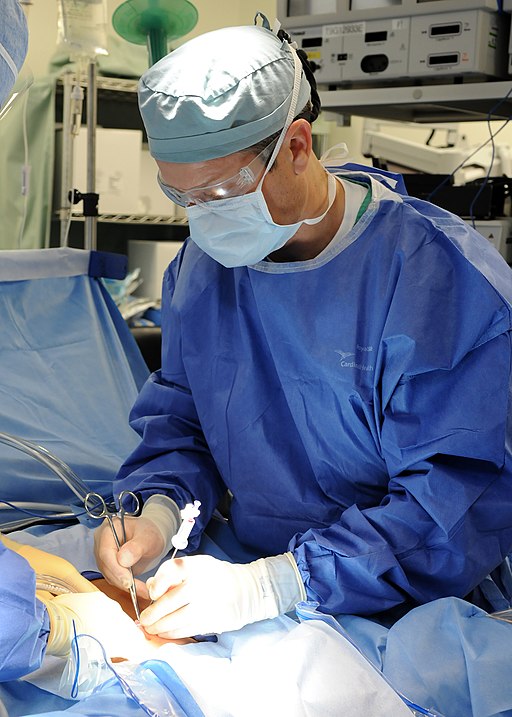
[
  {"x1": 93, "y1": 578, "x2": 193, "y2": 649},
  {"x1": 93, "y1": 578, "x2": 151, "y2": 619}
]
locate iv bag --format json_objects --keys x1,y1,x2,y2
[{"x1": 57, "y1": 0, "x2": 109, "y2": 59}]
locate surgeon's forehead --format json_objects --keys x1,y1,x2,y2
[{"x1": 156, "y1": 146, "x2": 258, "y2": 191}]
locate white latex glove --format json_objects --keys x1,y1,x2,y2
[
  {"x1": 41, "y1": 591, "x2": 155, "y2": 661},
  {"x1": 140, "y1": 552, "x2": 306, "y2": 639},
  {"x1": 93, "y1": 494, "x2": 180, "y2": 591}
]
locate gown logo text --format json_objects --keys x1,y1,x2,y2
[{"x1": 335, "y1": 347, "x2": 374, "y2": 372}]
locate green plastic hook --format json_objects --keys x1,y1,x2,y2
[{"x1": 112, "y1": 0, "x2": 198, "y2": 66}]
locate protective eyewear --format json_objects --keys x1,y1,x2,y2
[{"x1": 157, "y1": 136, "x2": 279, "y2": 207}]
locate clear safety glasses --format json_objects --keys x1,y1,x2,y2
[{"x1": 157, "y1": 135, "x2": 279, "y2": 207}]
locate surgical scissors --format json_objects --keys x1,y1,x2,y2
[{"x1": 84, "y1": 490, "x2": 141, "y2": 620}]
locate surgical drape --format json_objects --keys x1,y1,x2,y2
[{"x1": 0, "y1": 543, "x2": 49, "y2": 680}]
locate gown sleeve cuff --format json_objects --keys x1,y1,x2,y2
[
  {"x1": 265, "y1": 552, "x2": 307, "y2": 615},
  {"x1": 142, "y1": 494, "x2": 181, "y2": 560}
]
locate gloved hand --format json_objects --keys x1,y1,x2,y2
[
  {"x1": 93, "y1": 494, "x2": 180, "y2": 591},
  {"x1": 39, "y1": 590, "x2": 156, "y2": 661},
  {"x1": 0, "y1": 533, "x2": 96, "y2": 593},
  {"x1": 139, "y1": 552, "x2": 306, "y2": 639}
]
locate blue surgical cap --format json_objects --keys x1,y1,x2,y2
[
  {"x1": 138, "y1": 24, "x2": 312, "y2": 163},
  {"x1": 0, "y1": 0, "x2": 28, "y2": 108}
]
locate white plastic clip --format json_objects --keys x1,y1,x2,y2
[
  {"x1": 171, "y1": 500, "x2": 201, "y2": 551},
  {"x1": 272, "y1": 17, "x2": 282, "y2": 34}
]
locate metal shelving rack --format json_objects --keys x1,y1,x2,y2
[
  {"x1": 54, "y1": 72, "x2": 186, "y2": 250},
  {"x1": 54, "y1": 70, "x2": 512, "y2": 251},
  {"x1": 319, "y1": 80, "x2": 512, "y2": 124},
  {"x1": 67, "y1": 212, "x2": 189, "y2": 225}
]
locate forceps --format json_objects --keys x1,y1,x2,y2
[{"x1": 85, "y1": 489, "x2": 141, "y2": 620}]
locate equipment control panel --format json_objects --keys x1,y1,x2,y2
[{"x1": 288, "y1": 7, "x2": 510, "y2": 85}]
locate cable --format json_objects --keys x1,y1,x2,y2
[
  {"x1": 62, "y1": 205, "x2": 74, "y2": 248},
  {"x1": 425, "y1": 127, "x2": 455, "y2": 149},
  {"x1": 0, "y1": 431, "x2": 93, "y2": 504},
  {"x1": 70, "y1": 632, "x2": 156, "y2": 716},
  {"x1": 0, "y1": 499, "x2": 86, "y2": 519},
  {"x1": 425, "y1": 128, "x2": 436, "y2": 146},
  {"x1": 70, "y1": 621, "x2": 81, "y2": 699},
  {"x1": 62, "y1": 60, "x2": 85, "y2": 247},
  {"x1": 468, "y1": 116, "x2": 498, "y2": 228},
  {"x1": 427, "y1": 85, "x2": 512, "y2": 207},
  {"x1": 17, "y1": 84, "x2": 31, "y2": 248},
  {"x1": 427, "y1": 123, "x2": 506, "y2": 201},
  {"x1": 466, "y1": 83, "x2": 512, "y2": 226}
]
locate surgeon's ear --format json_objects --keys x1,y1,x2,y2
[{"x1": 287, "y1": 119, "x2": 313, "y2": 175}]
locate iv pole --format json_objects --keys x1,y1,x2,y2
[
  {"x1": 62, "y1": 0, "x2": 199, "y2": 249},
  {"x1": 60, "y1": 62, "x2": 98, "y2": 251},
  {"x1": 58, "y1": 0, "x2": 104, "y2": 250},
  {"x1": 84, "y1": 59, "x2": 97, "y2": 250}
]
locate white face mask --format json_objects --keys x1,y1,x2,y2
[{"x1": 187, "y1": 170, "x2": 337, "y2": 267}]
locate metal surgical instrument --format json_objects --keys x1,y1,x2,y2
[{"x1": 84, "y1": 489, "x2": 141, "y2": 620}]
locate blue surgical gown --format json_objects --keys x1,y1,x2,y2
[
  {"x1": 0, "y1": 543, "x2": 49, "y2": 680},
  {"x1": 116, "y1": 167, "x2": 512, "y2": 617}
]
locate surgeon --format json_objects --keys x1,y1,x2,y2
[
  {"x1": 0, "y1": 0, "x2": 148, "y2": 682},
  {"x1": 94, "y1": 15, "x2": 512, "y2": 640}
]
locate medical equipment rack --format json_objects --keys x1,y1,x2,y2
[{"x1": 54, "y1": 72, "x2": 189, "y2": 253}]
